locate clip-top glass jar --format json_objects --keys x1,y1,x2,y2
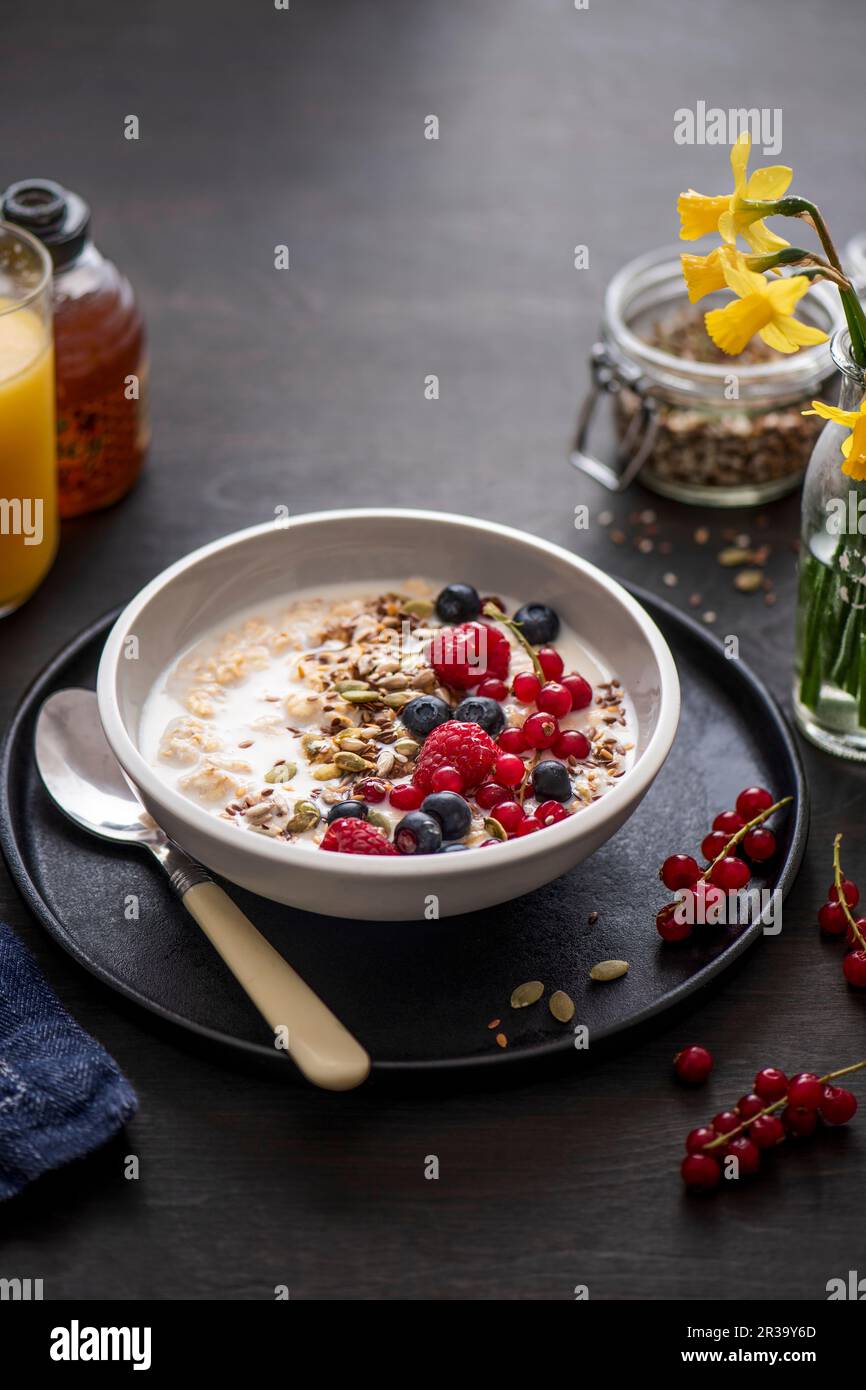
[{"x1": 572, "y1": 245, "x2": 841, "y2": 507}]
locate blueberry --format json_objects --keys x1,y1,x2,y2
[
  {"x1": 435, "y1": 583, "x2": 481, "y2": 624},
  {"x1": 421, "y1": 791, "x2": 472, "y2": 841},
  {"x1": 325, "y1": 800, "x2": 369, "y2": 824},
  {"x1": 453, "y1": 695, "x2": 506, "y2": 738},
  {"x1": 531, "y1": 760, "x2": 572, "y2": 802},
  {"x1": 513, "y1": 603, "x2": 560, "y2": 645},
  {"x1": 439, "y1": 842, "x2": 469, "y2": 853},
  {"x1": 394, "y1": 811, "x2": 443, "y2": 855},
  {"x1": 401, "y1": 695, "x2": 453, "y2": 738}
]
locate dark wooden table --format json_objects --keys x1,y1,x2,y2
[{"x1": 3, "y1": 0, "x2": 866, "y2": 1300}]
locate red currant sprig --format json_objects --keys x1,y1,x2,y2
[
  {"x1": 681, "y1": 1058, "x2": 865, "y2": 1189},
  {"x1": 482, "y1": 601, "x2": 545, "y2": 681},
  {"x1": 657, "y1": 792, "x2": 792, "y2": 941},
  {"x1": 818, "y1": 834, "x2": 866, "y2": 988}
]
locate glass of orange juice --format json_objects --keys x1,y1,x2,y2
[{"x1": 0, "y1": 222, "x2": 57, "y2": 616}]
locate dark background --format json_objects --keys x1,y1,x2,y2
[{"x1": 3, "y1": 0, "x2": 866, "y2": 1300}]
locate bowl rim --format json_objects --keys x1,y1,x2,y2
[{"x1": 96, "y1": 508, "x2": 681, "y2": 880}]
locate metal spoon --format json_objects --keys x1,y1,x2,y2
[{"x1": 34, "y1": 688, "x2": 370, "y2": 1091}]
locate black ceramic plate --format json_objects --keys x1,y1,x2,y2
[{"x1": 0, "y1": 589, "x2": 807, "y2": 1080}]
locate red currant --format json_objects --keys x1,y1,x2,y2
[
  {"x1": 681, "y1": 1153, "x2": 721, "y2": 1190},
  {"x1": 846, "y1": 919, "x2": 866, "y2": 947},
  {"x1": 475, "y1": 781, "x2": 510, "y2": 810},
  {"x1": 656, "y1": 903, "x2": 692, "y2": 942},
  {"x1": 537, "y1": 647, "x2": 564, "y2": 681},
  {"x1": 516, "y1": 816, "x2": 541, "y2": 836},
  {"x1": 493, "y1": 753, "x2": 525, "y2": 788},
  {"x1": 512, "y1": 672, "x2": 541, "y2": 704},
  {"x1": 830, "y1": 878, "x2": 860, "y2": 908},
  {"x1": 535, "y1": 800, "x2": 568, "y2": 826},
  {"x1": 681, "y1": 879, "x2": 726, "y2": 925},
  {"x1": 701, "y1": 830, "x2": 730, "y2": 862},
  {"x1": 713, "y1": 810, "x2": 744, "y2": 835},
  {"x1": 783, "y1": 1104, "x2": 819, "y2": 1138},
  {"x1": 674, "y1": 1045, "x2": 713, "y2": 1085},
  {"x1": 754, "y1": 1067, "x2": 788, "y2": 1101},
  {"x1": 787, "y1": 1072, "x2": 822, "y2": 1110},
  {"x1": 724, "y1": 1135, "x2": 760, "y2": 1176},
  {"x1": 562, "y1": 673, "x2": 593, "y2": 710},
  {"x1": 492, "y1": 801, "x2": 524, "y2": 835},
  {"x1": 818, "y1": 901, "x2": 847, "y2": 936},
  {"x1": 537, "y1": 682, "x2": 572, "y2": 718},
  {"x1": 710, "y1": 856, "x2": 751, "y2": 891},
  {"x1": 712, "y1": 1110, "x2": 740, "y2": 1135},
  {"x1": 735, "y1": 786, "x2": 773, "y2": 820},
  {"x1": 749, "y1": 1114, "x2": 785, "y2": 1148},
  {"x1": 843, "y1": 949, "x2": 866, "y2": 987},
  {"x1": 660, "y1": 854, "x2": 700, "y2": 891},
  {"x1": 736, "y1": 1093, "x2": 765, "y2": 1121},
  {"x1": 819, "y1": 1084, "x2": 858, "y2": 1125},
  {"x1": 553, "y1": 729, "x2": 590, "y2": 761},
  {"x1": 431, "y1": 766, "x2": 463, "y2": 794},
  {"x1": 476, "y1": 677, "x2": 507, "y2": 701},
  {"x1": 743, "y1": 827, "x2": 776, "y2": 861},
  {"x1": 498, "y1": 727, "x2": 528, "y2": 754},
  {"x1": 522, "y1": 712, "x2": 560, "y2": 749},
  {"x1": 357, "y1": 778, "x2": 387, "y2": 802},
  {"x1": 685, "y1": 1126, "x2": 716, "y2": 1154},
  {"x1": 389, "y1": 784, "x2": 423, "y2": 812}
]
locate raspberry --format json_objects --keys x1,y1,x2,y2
[
  {"x1": 412, "y1": 721, "x2": 498, "y2": 794},
  {"x1": 427, "y1": 622, "x2": 510, "y2": 690},
  {"x1": 320, "y1": 818, "x2": 398, "y2": 855}
]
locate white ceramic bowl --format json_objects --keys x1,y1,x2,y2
[{"x1": 97, "y1": 509, "x2": 679, "y2": 920}]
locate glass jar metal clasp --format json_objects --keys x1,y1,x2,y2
[{"x1": 570, "y1": 342, "x2": 658, "y2": 492}]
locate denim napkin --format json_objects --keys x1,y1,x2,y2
[{"x1": 0, "y1": 923, "x2": 137, "y2": 1199}]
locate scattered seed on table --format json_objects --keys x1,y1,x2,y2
[
  {"x1": 598, "y1": 510, "x2": 614, "y2": 527},
  {"x1": 495, "y1": 1032, "x2": 508, "y2": 1048},
  {"x1": 718, "y1": 546, "x2": 753, "y2": 567},
  {"x1": 549, "y1": 990, "x2": 576, "y2": 1023},
  {"x1": 487, "y1": 1018, "x2": 501, "y2": 1030},
  {"x1": 589, "y1": 959, "x2": 629, "y2": 982},
  {"x1": 694, "y1": 527, "x2": 710, "y2": 545},
  {"x1": 765, "y1": 592, "x2": 777, "y2": 606},
  {"x1": 734, "y1": 568, "x2": 764, "y2": 593},
  {"x1": 609, "y1": 529, "x2": 625, "y2": 545},
  {"x1": 510, "y1": 980, "x2": 544, "y2": 1009},
  {"x1": 688, "y1": 593, "x2": 701, "y2": 608},
  {"x1": 663, "y1": 573, "x2": 678, "y2": 588},
  {"x1": 587, "y1": 910, "x2": 599, "y2": 925},
  {"x1": 637, "y1": 537, "x2": 654, "y2": 554},
  {"x1": 702, "y1": 611, "x2": 716, "y2": 624},
  {"x1": 659, "y1": 540, "x2": 672, "y2": 555}
]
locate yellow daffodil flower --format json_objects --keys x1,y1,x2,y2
[
  {"x1": 681, "y1": 246, "x2": 744, "y2": 303},
  {"x1": 678, "y1": 133, "x2": 792, "y2": 254},
  {"x1": 704, "y1": 254, "x2": 827, "y2": 355},
  {"x1": 804, "y1": 398, "x2": 866, "y2": 480}
]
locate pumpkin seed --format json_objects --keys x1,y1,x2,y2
[
  {"x1": 286, "y1": 800, "x2": 320, "y2": 833},
  {"x1": 734, "y1": 568, "x2": 764, "y2": 593},
  {"x1": 367, "y1": 810, "x2": 390, "y2": 832},
  {"x1": 549, "y1": 990, "x2": 575, "y2": 1022},
  {"x1": 483, "y1": 816, "x2": 507, "y2": 842},
  {"x1": 589, "y1": 959, "x2": 629, "y2": 982},
  {"x1": 334, "y1": 751, "x2": 369, "y2": 773},
  {"x1": 718, "y1": 546, "x2": 753, "y2": 567},
  {"x1": 404, "y1": 598, "x2": 434, "y2": 619},
  {"x1": 394, "y1": 737, "x2": 420, "y2": 758},
  {"x1": 510, "y1": 980, "x2": 544, "y2": 1009},
  {"x1": 301, "y1": 733, "x2": 329, "y2": 755},
  {"x1": 312, "y1": 762, "x2": 340, "y2": 781},
  {"x1": 334, "y1": 679, "x2": 370, "y2": 693},
  {"x1": 264, "y1": 761, "x2": 297, "y2": 784},
  {"x1": 340, "y1": 689, "x2": 381, "y2": 704},
  {"x1": 383, "y1": 691, "x2": 413, "y2": 708}
]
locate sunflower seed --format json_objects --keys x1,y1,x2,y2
[
  {"x1": 376, "y1": 748, "x2": 396, "y2": 777},
  {"x1": 549, "y1": 990, "x2": 575, "y2": 1022},
  {"x1": 510, "y1": 980, "x2": 544, "y2": 1009},
  {"x1": 589, "y1": 959, "x2": 629, "y2": 981},
  {"x1": 377, "y1": 673, "x2": 410, "y2": 691},
  {"x1": 383, "y1": 691, "x2": 413, "y2": 708}
]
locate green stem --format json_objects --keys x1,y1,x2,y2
[
  {"x1": 832, "y1": 833, "x2": 866, "y2": 950},
  {"x1": 797, "y1": 552, "x2": 831, "y2": 710},
  {"x1": 482, "y1": 603, "x2": 545, "y2": 680}
]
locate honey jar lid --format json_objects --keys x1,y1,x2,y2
[{"x1": 1, "y1": 179, "x2": 91, "y2": 269}]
